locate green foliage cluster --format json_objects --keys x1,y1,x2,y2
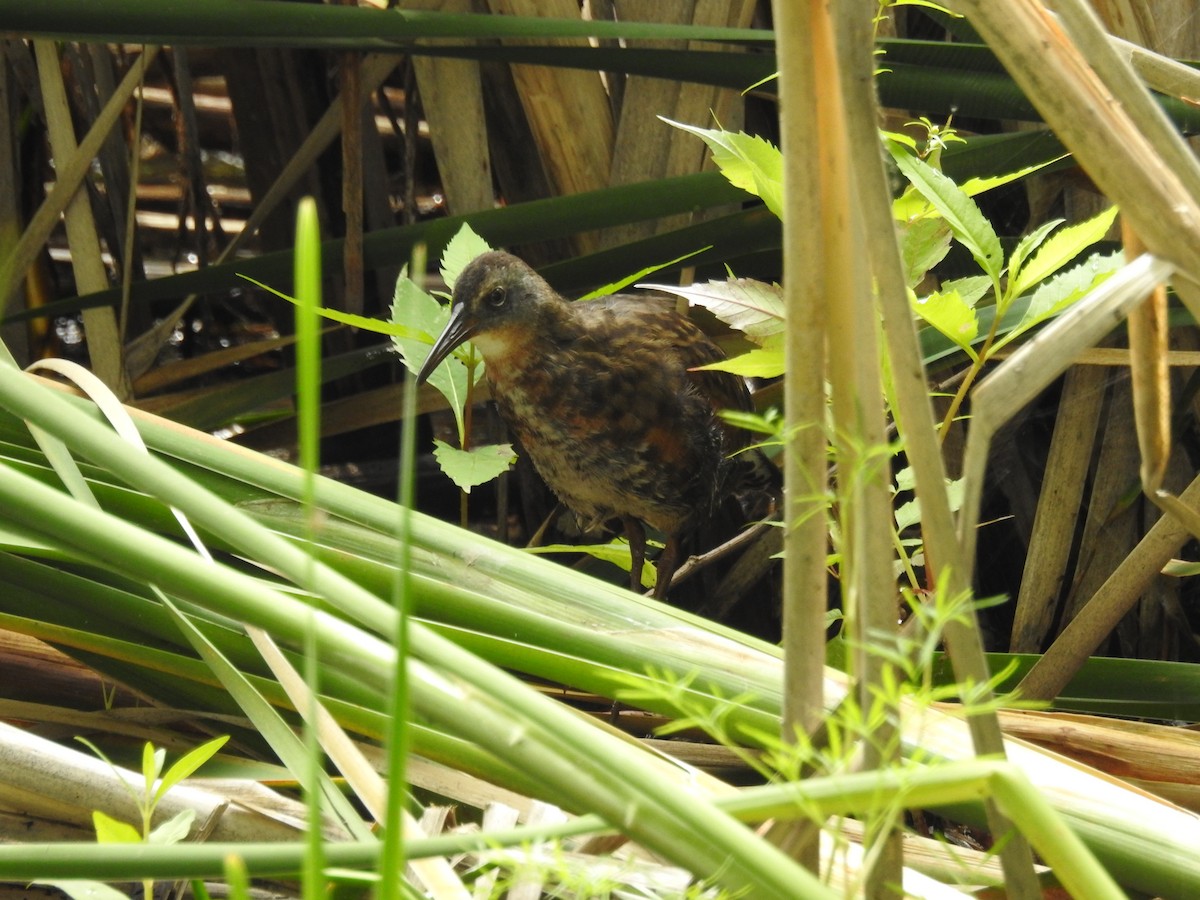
[
  {"x1": 47, "y1": 737, "x2": 228, "y2": 900},
  {"x1": 661, "y1": 118, "x2": 1119, "y2": 389},
  {"x1": 391, "y1": 225, "x2": 517, "y2": 493}
]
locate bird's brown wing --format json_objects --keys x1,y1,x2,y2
[{"x1": 581, "y1": 294, "x2": 753, "y2": 449}]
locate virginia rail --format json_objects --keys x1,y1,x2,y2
[{"x1": 416, "y1": 250, "x2": 755, "y2": 599}]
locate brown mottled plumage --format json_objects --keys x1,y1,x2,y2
[{"x1": 416, "y1": 250, "x2": 754, "y2": 598}]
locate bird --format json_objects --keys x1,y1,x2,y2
[{"x1": 416, "y1": 250, "x2": 762, "y2": 600}]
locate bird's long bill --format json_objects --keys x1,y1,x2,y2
[{"x1": 416, "y1": 303, "x2": 475, "y2": 384}]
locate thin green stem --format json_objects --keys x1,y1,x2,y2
[
  {"x1": 378, "y1": 245, "x2": 423, "y2": 900},
  {"x1": 937, "y1": 278, "x2": 1003, "y2": 440},
  {"x1": 294, "y1": 196, "x2": 326, "y2": 900}
]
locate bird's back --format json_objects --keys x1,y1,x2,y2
[{"x1": 484, "y1": 293, "x2": 751, "y2": 535}]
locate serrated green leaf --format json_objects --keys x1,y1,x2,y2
[
  {"x1": 1022, "y1": 249, "x2": 1123, "y2": 324},
  {"x1": 662, "y1": 117, "x2": 782, "y2": 218},
  {"x1": 154, "y1": 735, "x2": 228, "y2": 804},
  {"x1": 993, "y1": 250, "x2": 1122, "y2": 352},
  {"x1": 890, "y1": 187, "x2": 929, "y2": 224},
  {"x1": 899, "y1": 217, "x2": 953, "y2": 288},
  {"x1": 390, "y1": 272, "x2": 476, "y2": 438},
  {"x1": 881, "y1": 129, "x2": 919, "y2": 152},
  {"x1": 439, "y1": 222, "x2": 494, "y2": 290},
  {"x1": 92, "y1": 810, "x2": 141, "y2": 844},
  {"x1": 940, "y1": 274, "x2": 992, "y2": 309},
  {"x1": 889, "y1": 142, "x2": 1003, "y2": 281},
  {"x1": 892, "y1": 154, "x2": 1061, "y2": 221},
  {"x1": 895, "y1": 496, "x2": 921, "y2": 534},
  {"x1": 432, "y1": 440, "x2": 516, "y2": 492},
  {"x1": 641, "y1": 277, "x2": 784, "y2": 343},
  {"x1": 911, "y1": 288, "x2": 979, "y2": 356},
  {"x1": 956, "y1": 158, "x2": 1063, "y2": 199},
  {"x1": 390, "y1": 267, "x2": 448, "y2": 341},
  {"x1": 896, "y1": 476, "x2": 964, "y2": 532},
  {"x1": 392, "y1": 222, "x2": 494, "y2": 439},
  {"x1": 148, "y1": 808, "x2": 196, "y2": 845},
  {"x1": 694, "y1": 347, "x2": 784, "y2": 378},
  {"x1": 1008, "y1": 205, "x2": 1119, "y2": 299},
  {"x1": 1006, "y1": 217, "x2": 1064, "y2": 289}
]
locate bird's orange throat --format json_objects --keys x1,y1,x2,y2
[{"x1": 471, "y1": 324, "x2": 538, "y2": 380}]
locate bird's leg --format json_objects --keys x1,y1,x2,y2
[
  {"x1": 622, "y1": 516, "x2": 647, "y2": 592},
  {"x1": 652, "y1": 534, "x2": 684, "y2": 600}
]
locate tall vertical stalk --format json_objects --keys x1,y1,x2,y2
[
  {"x1": 771, "y1": 3, "x2": 827, "y2": 737},
  {"x1": 772, "y1": 0, "x2": 830, "y2": 873},
  {"x1": 834, "y1": 5, "x2": 1041, "y2": 895},
  {"x1": 812, "y1": 5, "x2": 904, "y2": 893}
]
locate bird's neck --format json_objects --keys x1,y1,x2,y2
[
  {"x1": 469, "y1": 324, "x2": 526, "y2": 367},
  {"x1": 475, "y1": 300, "x2": 580, "y2": 376}
]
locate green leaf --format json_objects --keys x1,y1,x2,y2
[
  {"x1": 955, "y1": 158, "x2": 1063, "y2": 200},
  {"x1": 719, "y1": 407, "x2": 782, "y2": 437},
  {"x1": 1006, "y1": 217, "x2": 1064, "y2": 289},
  {"x1": 432, "y1": 440, "x2": 516, "y2": 492},
  {"x1": 391, "y1": 272, "x2": 475, "y2": 438},
  {"x1": 239, "y1": 274, "x2": 406, "y2": 337},
  {"x1": 911, "y1": 288, "x2": 979, "y2": 356},
  {"x1": 1164, "y1": 558, "x2": 1200, "y2": 577},
  {"x1": 662, "y1": 117, "x2": 783, "y2": 218},
  {"x1": 893, "y1": 0, "x2": 964, "y2": 11},
  {"x1": 154, "y1": 735, "x2": 229, "y2": 805},
  {"x1": 896, "y1": 477, "x2": 964, "y2": 532},
  {"x1": 940, "y1": 274, "x2": 992, "y2": 309},
  {"x1": 1008, "y1": 205, "x2": 1119, "y2": 299},
  {"x1": 892, "y1": 153, "x2": 1061, "y2": 221},
  {"x1": 694, "y1": 346, "x2": 785, "y2": 378},
  {"x1": 899, "y1": 217, "x2": 953, "y2": 288},
  {"x1": 148, "y1": 808, "x2": 196, "y2": 845},
  {"x1": 881, "y1": 129, "x2": 919, "y2": 153},
  {"x1": 641, "y1": 277, "x2": 784, "y2": 343},
  {"x1": 395, "y1": 225, "x2": 496, "y2": 442},
  {"x1": 439, "y1": 222, "x2": 494, "y2": 291},
  {"x1": 143, "y1": 742, "x2": 164, "y2": 798},
  {"x1": 579, "y1": 247, "x2": 709, "y2": 300},
  {"x1": 888, "y1": 142, "x2": 1003, "y2": 282},
  {"x1": 895, "y1": 498, "x2": 920, "y2": 533},
  {"x1": 92, "y1": 810, "x2": 141, "y2": 844},
  {"x1": 994, "y1": 250, "x2": 1122, "y2": 352},
  {"x1": 531, "y1": 539, "x2": 658, "y2": 589},
  {"x1": 389, "y1": 267, "x2": 449, "y2": 344}
]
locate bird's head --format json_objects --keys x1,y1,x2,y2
[{"x1": 416, "y1": 251, "x2": 555, "y2": 384}]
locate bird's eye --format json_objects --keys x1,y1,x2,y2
[{"x1": 485, "y1": 286, "x2": 507, "y2": 309}]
